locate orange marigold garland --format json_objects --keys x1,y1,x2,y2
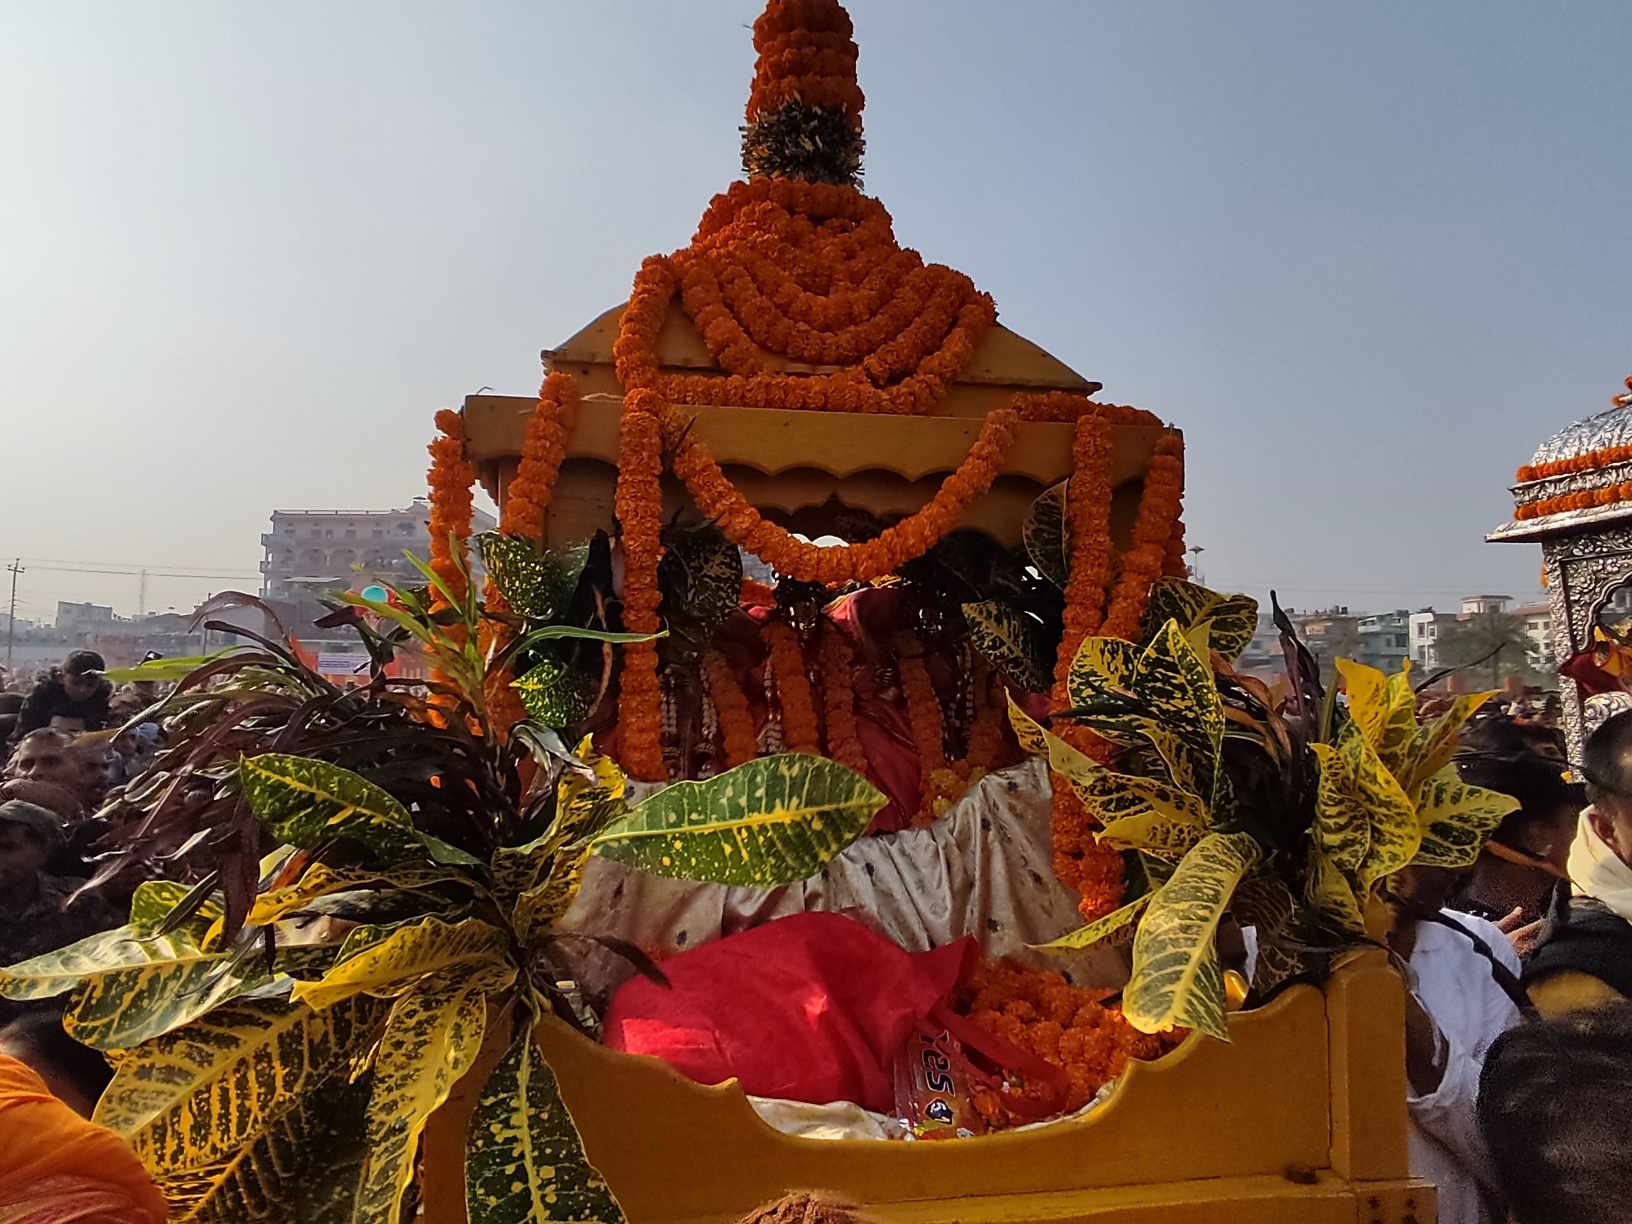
[
  {"x1": 666, "y1": 405, "x2": 1019, "y2": 584},
  {"x1": 501, "y1": 371, "x2": 578, "y2": 540},
  {"x1": 1514, "y1": 482, "x2": 1632, "y2": 520},
  {"x1": 766, "y1": 621, "x2": 821, "y2": 754},
  {"x1": 896, "y1": 636, "x2": 953, "y2": 827},
  {"x1": 1051, "y1": 413, "x2": 1115, "y2": 698},
  {"x1": 614, "y1": 391, "x2": 666, "y2": 780},
  {"x1": 704, "y1": 649, "x2": 759, "y2": 769},
  {"x1": 816, "y1": 629, "x2": 869, "y2": 777},
  {"x1": 426, "y1": 409, "x2": 476, "y2": 610},
  {"x1": 959, "y1": 665, "x2": 1006, "y2": 781},
  {"x1": 958, "y1": 958, "x2": 1176, "y2": 1127},
  {"x1": 1101, "y1": 432, "x2": 1185, "y2": 641}
]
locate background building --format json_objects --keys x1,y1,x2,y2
[{"x1": 1355, "y1": 610, "x2": 1411, "y2": 672}]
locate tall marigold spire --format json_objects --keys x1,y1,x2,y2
[{"x1": 740, "y1": 0, "x2": 865, "y2": 186}]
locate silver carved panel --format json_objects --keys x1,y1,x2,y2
[{"x1": 1549, "y1": 523, "x2": 1632, "y2": 763}]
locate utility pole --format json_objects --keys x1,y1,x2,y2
[
  {"x1": 5, "y1": 558, "x2": 22, "y2": 671},
  {"x1": 138, "y1": 568, "x2": 148, "y2": 619}
]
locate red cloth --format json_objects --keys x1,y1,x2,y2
[{"x1": 604, "y1": 912, "x2": 976, "y2": 1112}]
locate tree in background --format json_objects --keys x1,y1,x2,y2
[{"x1": 1437, "y1": 610, "x2": 1540, "y2": 689}]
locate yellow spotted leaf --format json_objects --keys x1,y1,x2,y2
[
  {"x1": 240, "y1": 753, "x2": 421, "y2": 861},
  {"x1": 1305, "y1": 846, "x2": 1366, "y2": 935},
  {"x1": 1125, "y1": 831, "x2": 1262, "y2": 1042},
  {"x1": 128, "y1": 880, "x2": 224, "y2": 939},
  {"x1": 492, "y1": 741, "x2": 626, "y2": 907},
  {"x1": 1413, "y1": 766, "x2": 1520, "y2": 868},
  {"x1": 292, "y1": 916, "x2": 514, "y2": 1012},
  {"x1": 962, "y1": 600, "x2": 1051, "y2": 694},
  {"x1": 1142, "y1": 578, "x2": 1259, "y2": 663},
  {"x1": 589, "y1": 753, "x2": 880, "y2": 887},
  {"x1": 465, "y1": 1031, "x2": 625, "y2": 1223},
  {"x1": 1399, "y1": 691, "x2": 1496, "y2": 797},
  {"x1": 1309, "y1": 738, "x2": 1368, "y2": 879},
  {"x1": 1097, "y1": 811, "x2": 1207, "y2": 861},
  {"x1": 1340, "y1": 721, "x2": 1421, "y2": 889},
  {"x1": 1032, "y1": 893, "x2": 1154, "y2": 952},
  {"x1": 357, "y1": 975, "x2": 490, "y2": 1224},
  {"x1": 1065, "y1": 636, "x2": 1140, "y2": 714}
]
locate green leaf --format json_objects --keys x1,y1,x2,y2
[
  {"x1": 1065, "y1": 636, "x2": 1140, "y2": 713},
  {"x1": 590, "y1": 753, "x2": 882, "y2": 887},
  {"x1": 1413, "y1": 767, "x2": 1520, "y2": 868},
  {"x1": 1342, "y1": 720, "x2": 1420, "y2": 890},
  {"x1": 420, "y1": 832, "x2": 486, "y2": 868},
  {"x1": 97, "y1": 995, "x2": 386, "y2": 1218},
  {"x1": 492, "y1": 741, "x2": 626, "y2": 907},
  {"x1": 1023, "y1": 480, "x2": 1070, "y2": 588},
  {"x1": 1335, "y1": 658, "x2": 1418, "y2": 777},
  {"x1": 243, "y1": 863, "x2": 472, "y2": 927},
  {"x1": 1097, "y1": 810, "x2": 1207, "y2": 861},
  {"x1": 129, "y1": 880, "x2": 225, "y2": 939},
  {"x1": 1124, "y1": 831, "x2": 1262, "y2": 1041},
  {"x1": 1309, "y1": 735, "x2": 1367, "y2": 879},
  {"x1": 1142, "y1": 579, "x2": 1259, "y2": 662},
  {"x1": 1304, "y1": 845, "x2": 1366, "y2": 935},
  {"x1": 1231, "y1": 876, "x2": 1303, "y2": 995},
  {"x1": 1032, "y1": 894, "x2": 1153, "y2": 951},
  {"x1": 477, "y1": 533, "x2": 587, "y2": 621},
  {"x1": 466, "y1": 1031, "x2": 625, "y2": 1224},
  {"x1": 962, "y1": 600, "x2": 1050, "y2": 693},
  {"x1": 358, "y1": 974, "x2": 491, "y2": 1224},
  {"x1": 1129, "y1": 621, "x2": 1226, "y2": 803},
  {"x1": 240, "y1": 753, "x2": 422, "y2": 861},
  {"x1": 104, "y1": 652, "x2": 234, "y2": 684},
  {"x1": 1, "y1": 924, "x2": 220, "y2": 1006},
  {"x1": 512, "y1": 657, "x2": 596, "y2": 729},
  {"x1": 293, "y1": 916, "x2": 515, "y2": 1012}
]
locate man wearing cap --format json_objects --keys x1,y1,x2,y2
[
  {"x1": 10, "y1": 652, "x2": 112, "y2": 744},
  {"x1": 0, "y1": 801, "x2": 119, "y2": 974}
]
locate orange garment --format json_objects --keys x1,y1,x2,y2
[{"x1": 0, "y1": 1055, "x2": 168, "y2": 1223}]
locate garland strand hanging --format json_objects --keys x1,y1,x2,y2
[
  {"x1": 766, "y1": 621, "x2": 822, "y2": 754},
  {"x1": 817, "y1": 629, "x2": 869, "y2": 778},
  {"x1": 1101, "y1": 433, "x2": 1185, "y2": 641},
  {"x1": 1051, "y1": 414, "x2": 1116, "y2": 699},
  {"x1": 704, "y1": 649, "x2": 760, "y2": 769},
  {"x1": 666, "y1": 404, "x2": 1020, "y2": 584},
  {"x1": 614, "y1": 391, "x2": 667, "y2": 780},
  {"x1": 896, "y1": 636, "x2": 950, "y2": 827},
  {"x1": 501, "y1": 371, "x2": 578, "y2": 540}
]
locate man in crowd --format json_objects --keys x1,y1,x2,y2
[
  {"x1": 1, "y1": 729, "x2": 91, "y2": 823},
  {"x1": 10, "y1": 651, "x2": 112, "y2": 742},
  {"x1": 1478, "y1": 1004, "x2": 1632, "y2": 1224},
  {"x1": 1525, "y1": 708, "x2": 1632, "y2": 1015},
  {"x1": 0, "y1": 801, "x2": 118, "y2": 973}
]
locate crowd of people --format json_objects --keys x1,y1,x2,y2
[{"x1": 0, "y1": 648, "x2": 1630, "y2": 1220}]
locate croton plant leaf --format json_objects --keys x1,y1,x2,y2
[
  {"x1": 0, "y1": 925, "x2": 227, "y2": 1008},
  {"x1": 239, "y1": 753, "x2": 422, "y2": 862},
  {"x1": 358, "y1": 975, "x2": 492, "y2": 1224},
  {"x1": 1342, "y1": 720, "x2": 1421, "y2": 891},
  {"x1": 512, "y1": 657, "x2": 596, "y2": 729},
  {"x1": 466, "y1": 1030, "x2": 625, "y2": 1224},
  {"x1": 97, "y1": 995, "x2": 386, "y2": 1221},
  {"x1": 1399, "y1": 691, "x2": 1497, "y2": 798},
  {"x1": 1124, "y1": 830, "x2": 1262, "y2": 1042},
  {"x1": 1413, "y1": 766, "x2": 1520, "y2": 869},
  {"x1": 128, "y1": 880, "x2": 225, "y2": 940},
  {"x1": 1065, "y1": 636, "x2": 1140, "y2": 714},
  {"x1": 242, "y1": 862, "x2": 473, "y2": 929},
  {"x1": 1141, "y1": 579, "x2": 1259, "y2": 664},
  {"x1": 492, "y1": 738, "x2": 625, "y2": 908},
  {"x1": 1335, "y1": 658, "x2": 1418, "y2": 777},
  {"x1": 477, "y1": 533, "x2": 587, "y2": 622},
  {"x1": 590, "y1": 754, "x2": 882, "y2": 887},
  {"x1": 1033, "y1": 893, "x2": 1154, "y2": 952},
  {"x1": 1022, "y1": 479, "x2": 1070, "y2": 588},
  {"x1": 293, "y1": 915, "x2": 514, "y2": 1012},
  {"x1": 1097, "y1": 810, "x2": 1207, "y2": 862},
  {"x1": 962, "y1": 600, "x2": 1051, "y2": 693},
  {"x1": 1230, "y1": 876, "x2": 1303, "y2": 995},
  {"x1": 1304, "y1": 842, "x2": 1367, "y2": 935}
]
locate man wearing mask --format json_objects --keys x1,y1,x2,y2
[
  {"x1": 11, "y1": 652, "x2": 112, "y2": 743},
  {"x1": 1525, "y1": 709, "x2": 1632, "y2": 1015}
]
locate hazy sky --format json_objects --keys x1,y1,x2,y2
[{"x1": 3, "y1": 1, "x2": 1627, "y2": 624}]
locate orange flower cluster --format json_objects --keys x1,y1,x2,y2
[
  {"x1": 426, "y1": 409, "x2": 476, "y2": 610},
  {"x1": 767, "y1": 621, "x2": 822, "y2": 754},
  {"x1": 614, "y1": 179, "x2": 996, "y2": 416},
  {"x1": 817, "y1": 630, "x2": 869, "y2": 777},
  {"x1": 958, "y1": 958, "x2": 1174, "y2": 1126},
  {"x1": 746, "y1": 0, "x2": 863, "y2": 126},
  {"x1": 665, "y1": 404, "x2": 1020, "y2": 584},
  {"x1": 704, "y1": 649, "x2": 759, "y2": 769},
  {"x1": 1101, "y1": 433, "x2": 1185, "y2": 641},
  {"x1": 614, "y1": 392, "x2": 666, "y2": 780},
  {"x1": 896, "y1": 637, "x2": 950, "y2": 827},
  {"x1": 1514, "y1": 482, "x2": 1632, "y2": 520},
  {"x1": 1012, "y1": 391, "x2": 1162, "y2": 430},
  {"x1": 1052, "y1": 415, "x2": 1115, "y2": 698},
  {"x1": 501, "y1": 371, "x2": 578, "y2": 540},
  {"x1": 741, "y1": 577, "x2": 778, "y2": 607}
]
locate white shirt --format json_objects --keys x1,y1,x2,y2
[{"x1": 1405, "y1": 910, "x2": 1522, "y2": 1224}]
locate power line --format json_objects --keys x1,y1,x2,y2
[
  {"x1": 23, "y1": 563, "x2": 259, "y2": 582},
  {"x1": 19, "y1": 556, "x2": 259, "y2": 576}
]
